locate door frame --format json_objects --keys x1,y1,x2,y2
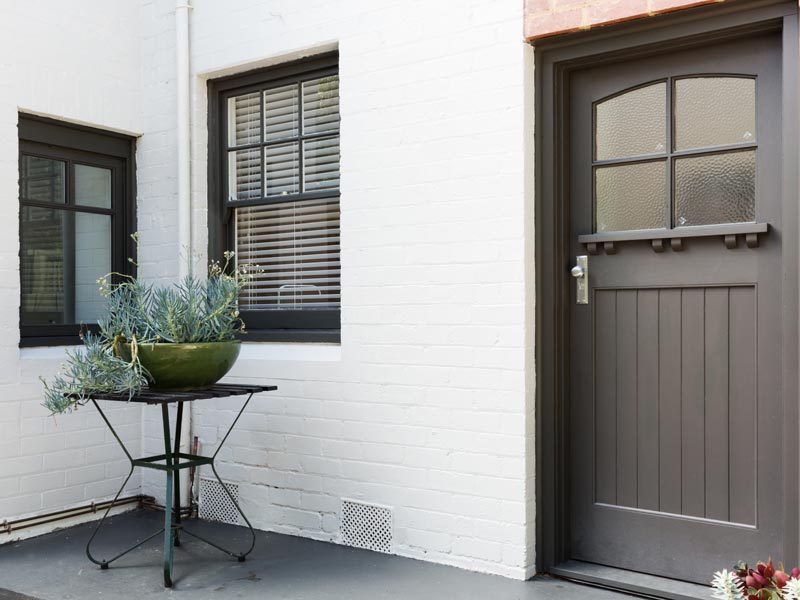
[{"x1": 534, "y1": 0, "x2": 800, "y2": 578}]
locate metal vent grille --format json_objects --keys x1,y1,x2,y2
[
  {"x1": 340, "y1": 499, "x2": 393, "y2": 553},
  {"x1": 199, "y1": 478, "x2": 240, "y2": 525}
]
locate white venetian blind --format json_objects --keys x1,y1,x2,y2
[
  {"x1": 227, "y1": 73, "x2": 341, "y2": 313},
  {"x1": 236, "y1": 198, "x2": 341, "y2": 309},
  {"x1": 302, "y1": 76, "x2": 339, "y2": 192},
  {"x1": 227, "y1": 92, "x2": 262, "y2": 201}
]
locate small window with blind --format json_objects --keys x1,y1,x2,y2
[
  {"x1": 18, "y1": 115, "x2": 135, "y2": 347},
  {"x1": 209, "y1": 54, "x2": 341, "y2": 342}
]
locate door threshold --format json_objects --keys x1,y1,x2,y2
[{"x1": 550, "y1": 561, "x2": 715, "y2": 600}]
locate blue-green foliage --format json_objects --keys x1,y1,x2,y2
[
  {"x1": 42, "y1": 251, "x2": 255, "y2": 414},
  {"x1": 41, "y1": 332, "x2": 149, "y2": 414},
  {"x1": 99, "y1": 266, "x2": 247, "y2": 344}
]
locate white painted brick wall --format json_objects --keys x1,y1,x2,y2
[
  {"x1": 180, "y1": 0, "x2": 535, "y2": 579},
  {"x1": 0, "y1": 1, "x2": 144, "y2": 539},
  {"x1": 0, "y1": 0, "x2": 536, "y2": 580}
]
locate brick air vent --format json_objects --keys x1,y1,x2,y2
[
  {"x1": 340, "y1": 499, "x2": 393, "y2": 553},
  {"x1": 199, "y1": 478, "x2": 240, "y2": 525}
]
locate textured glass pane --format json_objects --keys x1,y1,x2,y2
[
  {"x1": 596, "y1": 161, "x2": 667, "y2": 232},
  {"x1": 20, "y1": 207, "x2": 110, "y2": 325},
  {"x1": 228, "y1": 148, "x2": 262, "y2": 201},
  {"x1": 674, "y1": 77, "x2": 755, "y2": 151},
  {"x1": 227, "y1": 92, "x2": 261, "y2": 147},
  {"x1": 265, "y1": 142, "x2": 299, "y2": 196},
  {"x1": 303, "y1": 136, "x2": 339, "y2": 192},
  {"x1": 302, "y1": 75, "x2": 339, "y2": 135},
  {"x1": 674, "y1": 151, "x2": 755, "y2": 226},
  {"x1": 75, "y1": 164, "x2": 111, "y2": 209},
  {"x1": 596, "y1": 83, "x2": 666, "y2": 160},
  {"x1": 20, "y1": 156, "x2": 65, "y2": 204},
  {"x1": 264, "y1": 84, "x2": 298, "y2": 142},
  {"x1": 236, "y1": 198, "x2": 340, "y2": 310}
]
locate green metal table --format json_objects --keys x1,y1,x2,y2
[{"x1": 83, "y1": 383, "x2": 277, "y2": 587}]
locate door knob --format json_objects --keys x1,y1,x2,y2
[{"x1": 572, "y1": 255, "x2": 588, "y2": 304}]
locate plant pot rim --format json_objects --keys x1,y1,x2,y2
[{"x1": 123, "y1": 340, "x2": 241, "y2": 347}]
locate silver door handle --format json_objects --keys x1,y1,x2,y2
[{"x1": 572, "y1": 255, "x2": 588, "y2": 304}]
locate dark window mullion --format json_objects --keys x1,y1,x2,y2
[
  {"x1": 226, "y1": 190, "x2": 339, "y2": 208},
  {"x1": 297, "y1": 80, "x2": 304, "y2": 193},
  {"x1": 260, "y1": 85, "x2": 266, "y2": 199},
  {"x1": 19, "y1": 200, "x2": 114, "y2": 216},
  {"x1": 227, "y1": 129, "x2": 340, "y2": 152},
  {"x1": 667, "y1": 76, "x2": 674, "y2": 229},
  {"x1": 671, "y1": 142, "x2": 758, "y2": 159}
]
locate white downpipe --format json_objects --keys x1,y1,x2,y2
[
  {"x1": 176, "y1": 0, "x2": 191, "y2": 278},
  {"x1": 176, "y1": 0, "x2": 193, "y2": 508}
]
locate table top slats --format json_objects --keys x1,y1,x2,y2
[{"x1": 69, "y1": 383, "x2": 277, "y2": 404}]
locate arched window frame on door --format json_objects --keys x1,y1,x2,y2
[{"x1": 582, "y1": 74, "x2": 767, "y2": 254}]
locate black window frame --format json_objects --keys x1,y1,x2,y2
[
  {"x1": 208, "y1": 53, "x2": 341, "y2": 343},
  {"x1": 18, "y1": 115, "x2": 136, "y2": 347}
]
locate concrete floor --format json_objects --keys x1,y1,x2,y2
[{"x1": 0, "y1": 510, "x2": 635, "y2": 600}]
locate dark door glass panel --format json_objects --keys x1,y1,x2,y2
[
  {"x1": 74, "y1": 164, "x2": 112, "y2": 209},
  {"x1": 674, "y1": 77, "x2": 756, "y2": 151},
  {"x1": 20, "y1": 155, "x2": 65, "y2": 204},
  {"x1": 595, "y1": 161, "x2": 667, "y2": 231},
  {"x1": 674, "y1": 150, "x2": 755, "y2": 226},
  {"x1": 595, "y1": 82, "x2": 666, "y2": 160},
  {"x1": 21, "y1": 206, "x2": 111, "y2": 325}
]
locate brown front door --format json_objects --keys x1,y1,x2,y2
[{"x1": 568, "y1": 32, "x2": 784, "y2": 583}]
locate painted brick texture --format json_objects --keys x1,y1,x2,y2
[
  {"x1": 525, "y1": 0, "x2": 726, "y2": 40},
  {"x1": 0, "y1": 0, "x2": 537, "y2": 580},
  {"x1": 0, "y1": 0, "x2": 144, "y2": 539},
  {"x1": 180, "y1": 0, "x2": 535, "y2": 580}
]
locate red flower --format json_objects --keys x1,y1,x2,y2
[
  {"x1": 762, "y1": 559, "x2": 775, "y2": 579},
  {"x1": 748, "y1": 569, "x2": 768, "y2": 589}
]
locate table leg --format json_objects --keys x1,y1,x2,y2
[
  {"x1": 173, "y1": 401, "x2": 183, "y2": 547},
  {"x1": 161, "y1": 404, "x2": 174, "y2": 588},
  {"x1": 86, "y1": 400, "x2": 164, "y2": 569},
  {"x1": 179, "y1": 392, "x2": 257, "y2": 561}
]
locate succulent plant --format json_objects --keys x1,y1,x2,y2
[
  {"x1": 712, "y1": 560, "x2": 800, "y2": 600},
  {"x1": 41, "y1": 246, "x2": 257, "y2": 414}
]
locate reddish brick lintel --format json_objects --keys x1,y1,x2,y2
[{"x1": 524, "y1": 0, "x2": 726, "y2": 42}]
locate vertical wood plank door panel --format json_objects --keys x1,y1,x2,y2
[
  {"x1": 568, "y1": 31, "x2": 785, "y2": 584},
  {"x1": 592, "y1": 286, "x2": 753, "y2": 523}
]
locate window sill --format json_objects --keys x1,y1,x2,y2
[
  {"x1": 19, "y1": 332, "x2": 342, "y2": 362},
  {"x1": 20, "y1": 345, "x2": 79, "y2": 360},
  {"x1": 19, "y1": 336, "x2": 84, "y2": 350},
  {"x1": 239, "y1": 341, "x2": 341, "y2": 362},
  {"x1": 240, "y1": 329, "x2": 340, "y2": 344}
]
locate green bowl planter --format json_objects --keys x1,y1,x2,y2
[{"x1": 119, "y1": 341, "x2": 241, "y2": 392}]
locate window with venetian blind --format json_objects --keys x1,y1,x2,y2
[{"x1": 210, "y1": 55, "x2": 340, "y2": 341}]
